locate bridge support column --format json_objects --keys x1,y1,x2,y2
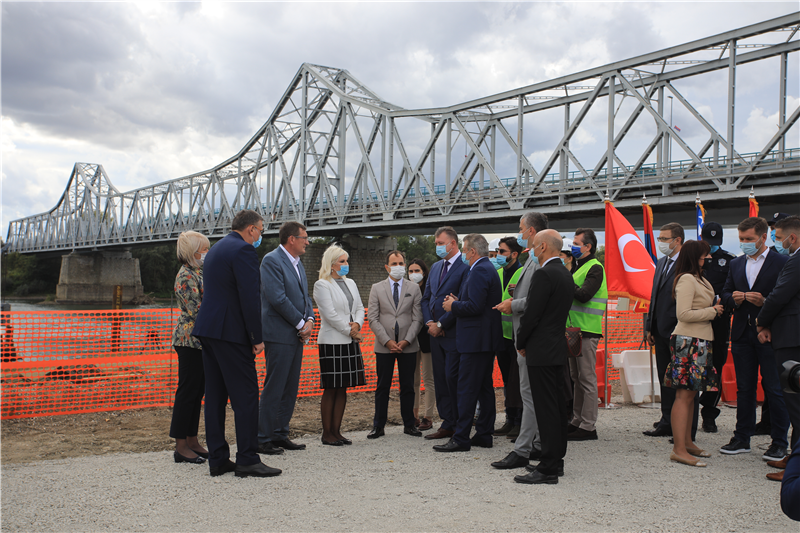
[
  {"x1": 56, "y1": 251, "x2": 144, "y2": 304},
  {"x1": 304, "y1": 235, "x2": 397, "y2": 305}
]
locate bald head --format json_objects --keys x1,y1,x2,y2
[{"x1": 532, "y1": 229, "x2": 563, "y2": 262}]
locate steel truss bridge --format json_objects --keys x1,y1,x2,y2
[{"x1": 6, "y1": 13, "x2": 800, "y2": 253}]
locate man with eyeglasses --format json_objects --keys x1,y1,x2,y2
[{"x1": 257, "y1": 221, "x2": 315, "y2": 455}]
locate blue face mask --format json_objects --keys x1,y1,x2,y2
[
  {"x1": 336, "y1": 265, "x2": 349, "y2": 276},
  {"x1": 461, "y1": 253, "x2": 469, "y2": 265},
  {"x1": 709, "y1": 245, "x2": 720, "y2": 254},
  {"x1": 517, "y1": 228, "x2": 529, "y2": 248},
  {"x1": 571, "y1": 245, "x2": 583, "y2": 258},
  {"x1": 530, "y1": 244, "x2": 541, "y2": 265},
  {"x1": 739, "y1": 238, "x2": 762, "y2": 257},
  {"x1": 495, "y1": 254, "x2": 508, "y2": 266},
  {"x1": 771, "y1": 229, "x2": 776, "y2": 243},
  {"x1": 436, "y1": 244, "x2": 448, "y2": 258},
  {"x1": 775, "y1": 236, "x2": 792, "y2": 255},
  {"x1": 560, "y1": 258, "x2": 566, "y2": 265},
  {"x1": 253, "y1": 236, "x2": 262, "y2": 248},
  {"x1": 489, "y1": 257, "x2": 501, "y2": 269}
]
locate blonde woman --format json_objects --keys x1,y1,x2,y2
[
  {"x1": 314, "y1": 245, "x2": 366, "y2": 445},
  {"x1": 171, "y1": 231, "x2": 210, "y2": 464}
]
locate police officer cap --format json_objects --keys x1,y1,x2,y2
[
  {"x1": 701, "y1": 222, "x2": 723, "y2": 246},
  {"x1": 768, "y1": 212, "x2": 791, "y2": 226}
]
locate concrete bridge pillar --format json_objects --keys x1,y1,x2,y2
[
  {"x1": 56, "y1": 251, "x2": 144, "y2": 304},
  {"x1": 303, "y1": 236, "x2": 397, "y2": 305}
]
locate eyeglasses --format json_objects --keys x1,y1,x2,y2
[
  {"x1": 656, "y1": 237, "x2": 675, "y2": 243},
  {"x1": 293, "y1": 235, "x2": 309, "y2": 241}
]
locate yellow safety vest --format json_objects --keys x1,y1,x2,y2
[
  {"x1": 568, "y1": 258, "x2": 607, "y2": 335},
  {"x1": 499, "y1": 266, "x2": 524, "y2": 340}
]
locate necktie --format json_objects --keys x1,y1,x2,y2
[
  {"x1": 663, "y1": 259, "x2": 673, "y2": 277},
  {"x1": 393, "y1": 282, "x2": 400, "y2": 342},
  {"x1": 439, "y1": 260, "x2": 450, "y2": 285}
]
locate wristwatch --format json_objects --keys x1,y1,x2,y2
[{"x1": 436, "y1": 321, "x2": 442, "y2": 328}]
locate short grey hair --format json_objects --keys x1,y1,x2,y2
[
  {"x1": 462, "y1": 233, "x2": 489, "y2": 257},
  {"x1": 520, "y1": 211, "x2": 548, "y2": 233},
  {"x1": 176, "y1": 231, "x2": 210, "y2": 268}
]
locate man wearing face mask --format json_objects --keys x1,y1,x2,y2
[
  {"x1": 756, "y1": 215, "x2": 800, "y2": 482},
  {"x1": 644, "y1": 222, "x2": 685, "y2": 437},
  {"x1": 367, "y1": 250, "x2": 424, "y2": 439},
  {"x1": 421, "y1": 227, "x2": 470, "y2": 440},
  {"x1": 719, "y1": 216, "x2": 789, "y2": 463},
  {"x1": 697, "y1": 222, "x2": 736, "y2": 433}
]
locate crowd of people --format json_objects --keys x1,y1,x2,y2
[{"x1": 164, "y1": 208, "x2": 799, "y2": 517}]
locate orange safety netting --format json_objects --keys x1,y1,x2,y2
[{"x1": 0, "y1": 306, "x2": 644, "y2": 419}]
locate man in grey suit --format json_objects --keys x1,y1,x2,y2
[
  {"x1": 367, "y1": 250, "x2": 424, "y2": 438},
  {"x1": 258, "y1": 221, "x2": 315, "y2": 454},
  {"x1": 490, "y1": 211, "x2": 549, "y2": 470}
]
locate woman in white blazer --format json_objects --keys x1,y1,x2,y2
[{"x1": 313, "y1": 245, "x2": 366, "y2": 446}]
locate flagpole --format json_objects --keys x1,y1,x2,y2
[
  {"x1": 640, "y1": 193, "x2": 660, "y2": 410},
  {"x1": 602, "y1": 190, "x2": 618, "y2": 409}
]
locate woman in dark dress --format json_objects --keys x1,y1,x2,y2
[{"x1": 408, "y1": 258, "x2": 435, "y2": 431}]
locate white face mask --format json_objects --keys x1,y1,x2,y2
[
  {"x1": 657, "y1": 241, "x2": 674, "y2": 256},
  {"x1": 198, "y1": 252, "x2": 207, "y2": 265},
  {"x1": 389, "y1": 265, "x2": 406, "y2": 279},
  {"x1": 409, "y1": 272, "x2": 424, "y2": 284}
]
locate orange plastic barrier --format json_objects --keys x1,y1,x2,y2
[{"x1": 1, "y1": 306, "x2": 643, "y2": 419}]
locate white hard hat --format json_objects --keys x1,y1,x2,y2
[
  {"x1": 488, "y1": 237, "x2": 501, "y2": 251},
  {"x1": 561, "y1": 238, "x2": 573, "y2": 252}
]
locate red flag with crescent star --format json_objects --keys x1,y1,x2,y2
[{"x1": 604, "y1": 201, "x2": 656, "y2": 304}]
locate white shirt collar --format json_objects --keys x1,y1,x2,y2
[
  {"x1": 279, "y1": 244, "x2": 300, "y2": 266},
  {"x1": 388, "y1": 276, "x2": 403, "y2": 290},
  {"x1": 747, "y1": 246, "x2": 769, "y2": 263},
  {"x1": 542, "y1": 256, "x2": 561, "y2": 267}
]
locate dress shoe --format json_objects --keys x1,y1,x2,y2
[
  {"x1": 670, "y1": 452, "x2": 706, "y2": 467},
  {"x1": 367, "y1": 426, "x2": 385, "y2": 439},
  {"x1": 567, "y1": 428, "x2": 598, "y2": 441},
  {"x1": 470, "y1": 436, "x2": 493, "y2": 448},
  {"x1": 653, "y1": 421, "x2": 660, "y2": 428},
  {"x1": 424, "y1": 428, "x2": 454, "y2": 440},
  {"x1": 491, "y1": 451, "x2": 529, "y2": 469},
  {"x1": 766, "y1": 470, "x2": 784, "y2": 482},
  {"x1": 257, "y1": 442, "x2": 285, "y2": 455},
  {"x1": 209, "y1": 460, "x2": 236, "y2": 477},
  {"x1": 767, "y1": 457, "x2": 788, "y2": 469},
  {"x1": 174, "y1": 451, "x2": 206, "y2": 464},
  {"x1": 514, "y1": 470, "x2": 558, "y2": 484},
  {"x1": 643, "y1": 426, "x2": 672, "y2": 437},
  {"x1": 505, "y1": 425, "x2": 521, "y2": 439},
  {"x1": 418, "y1": 418, "x2": 433, "y2": 431},
  {"x1": 234, "y1": 462, "x2": 282, "y2": 478},
  {"x1": 404, "y1": 426, "x2": 423, "y2": 437},
  {"x1": 753, "y1": 421, "x2": 771, "y2": 435},
  {"x1": 272, "y1": 439, "x2": 306, "y2": 451},
  {"x1": 567, "y1": 424, "x2": 580, "y2": 434},
  {"x1": 686, "y1": 447, "x2": 711, "y2": 458},
  {"x1": 337, "y1": 437, "x2": 353, "y2": 445},
  {"x1": 525, "y1": 464, "x2": 564, "y2": 476},
  {"x1": 494, "y1": 420, "x2": 514, "y2": 436},
  {"x1": 321, "y1": 438, "x2": 343, "y2": 446},
  {"x1": 528, "y1": 448, "x2": 542, "y2": 461},
  {"x1": 192, "y1": 450, "x2": 210, "y2": 459},
  {"x1": 433, "y1": 439, "x2": 470, "y2": 452},
  {"x1": 701, "y1": 419, "x2": 718, "y2": 433}
]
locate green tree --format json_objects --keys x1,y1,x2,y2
[
  {"x1": 1, "y1": 252, "x2": 62, "y2": 296},
  {"x1": 595, "y1": 245, "x2": 605, "y2": 265},
  {"x1": 395, "y1": 235, "x2": 438, "y2": 269}
]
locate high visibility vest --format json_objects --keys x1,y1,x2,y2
[
  {"x1": 568, "y1": 258, "x2": 608, "y2": 335},
  {"x1": 499, "y1": 266, "x2": 524, "y2": 340}
]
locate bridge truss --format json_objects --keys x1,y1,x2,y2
[{"x1": 6, "y1": 13, "x2": 800, "y2": 253}]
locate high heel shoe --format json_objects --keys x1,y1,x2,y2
[
  {"x1": 174, "y1": 450, "x2": 206, "y2": 464},
  {"x1": 321, "y1": 438, "x2": 343, "y2": 446},
  {"x1": 686, "y1": 447, "x2": 711, "y2": 458},
  {"x1": 670, "y1": 452, "x2": 706, "y2": 467}
]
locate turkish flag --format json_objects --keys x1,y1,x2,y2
[{"x1": 605, "y1": 202, "x2": 656, "y2": 303}]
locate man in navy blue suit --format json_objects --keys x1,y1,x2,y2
[
  {"x1": 433, "y1": 233, "x2": 503, "y2": 452},
  {"x1": 257, "y1": 221, "x2": 315, "y2": 454},
  {"x1": 192, "y1": 210, "x2": 281, "y2": 478},
  {"x1": 421, "y1": 226, "x2": 470, "y2": 440},
  {"x1": 720, "y1": 216, "x2": 789, "y2": 462}
]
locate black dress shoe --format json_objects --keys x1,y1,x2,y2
[
  {"x1": 567, "y1": 424, "x2": 580, "y2": 434},
  {"x1": 567, "y1": 428, "x2": 598, "y2": 441},
  {"x1": 273, "y1": 439, "x2": 306, "y2": 450},
  {"x1": 701, "y1": 419, "x2": 718, "y2": 433},
  {"x1": 321, "y1": 438, "x2": 344, "y2": 446},
  {"x1": 235, "y1": 462, "x2": 282, "y2": 478},
  {"x1": 209, "y1": 460, "x2": 236, "y2": 477},
  {"x1": 514, "y1": 470, "x2": 558, "y2": 484},
  {"x1": 433, "y1": 439, "x2": 470, "y2": 452},
  {"x1": 404, "y1": 426, "x2": 423, "y2": 437},
  {"x1": 367, "y1": 426, "x2": 385, "y2": 439},
  {"x1": 643, "y1": 426, "x2": 672, "y2": 437},
  {"x1": 494, "y1": 420, "x2": 514, "y2": 436},
  {"x1": 754, "y1": 422, "x2": 771, "y2": 435},
  {"x1": 470, "y1": 436, "x2": 493, "y2": 448},
  {"x1": 174, "y1": 451, "x2": 206, "y2": 464},
  {"x1": 525, "y1": 464, "x2": 564, "y2": 476},
  {"x1": 491, "y1": 451, "x2": 529, "y2": 469},
  {"x1": 528, "y1": 448, "x2": 542, "y2": 461},
  {"x1": 257, "y1": 442, "x2": 285, "y2": 455}
]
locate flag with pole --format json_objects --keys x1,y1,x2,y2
[
  {"x1": 696, "y1": 193, "x2": 705, "y2": 240},
  {"x1": 642, "y1": 194, "x2": 657, "y2": 263},
  {"x1": 749, "y1": 187, "x2": 759, "y2": 217},
  {"x1": 605, "y1": 194, "x2": 656, "y2": 303}
]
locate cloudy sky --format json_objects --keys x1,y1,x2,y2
[{"x1": 2, "y1": 1, "x2": 798, "y2": 242}]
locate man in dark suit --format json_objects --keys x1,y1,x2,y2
[
  {"x1": 193, "y1": 210, "x2": 281, "y2": 478},
  {"x1": 421, "y1": 226, "x2": 470, "y2": 440},
  {"x1": 513, "y1": 229, "x2": 574, "y2": 484},
  {"x1": 257, "y1": 221, "x2": 315, "y2": 454},
  {"x1": 757, "y1": 215, "x2": 800, "y2": 482},
  {"x1": 720, "y1": 216, "x2": 789, "y2": 462},
  {"x1": 644, "y1": 222, "x2": 685, "y2": 437},
  {"x1": 433, "y1": 233, "x2": 503, "y2": 452}
]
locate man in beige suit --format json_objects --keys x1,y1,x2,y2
[{"x1": 367, "y1": 250, "x2": 424, "y2": 438}]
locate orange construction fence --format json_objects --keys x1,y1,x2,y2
[{"x1": 0, "y1": 307, "x2": 644, "y2": 420}]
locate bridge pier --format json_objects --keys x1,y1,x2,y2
[
  {"x1": 56, "y1": 251, "x2": 144, "y2": 304},
  {"x1": 303, "y1": 235, "x2": 397, "y2": 305}
]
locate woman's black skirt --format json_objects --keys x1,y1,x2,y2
[{"x1": 318, "y1": 341, "x2": 366, "y2": 389}]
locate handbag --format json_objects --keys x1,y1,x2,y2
[{"x1": 566, "y1": 317, "x2": 582, "y2": 357}]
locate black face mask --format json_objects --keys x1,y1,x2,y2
[{"x1": 703, "y1": 257, "x2": 713, "y2": 268}]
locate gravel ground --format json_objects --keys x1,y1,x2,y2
[{"x1": 1, "y1": 401, "x2": 795, "y2": 532}]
